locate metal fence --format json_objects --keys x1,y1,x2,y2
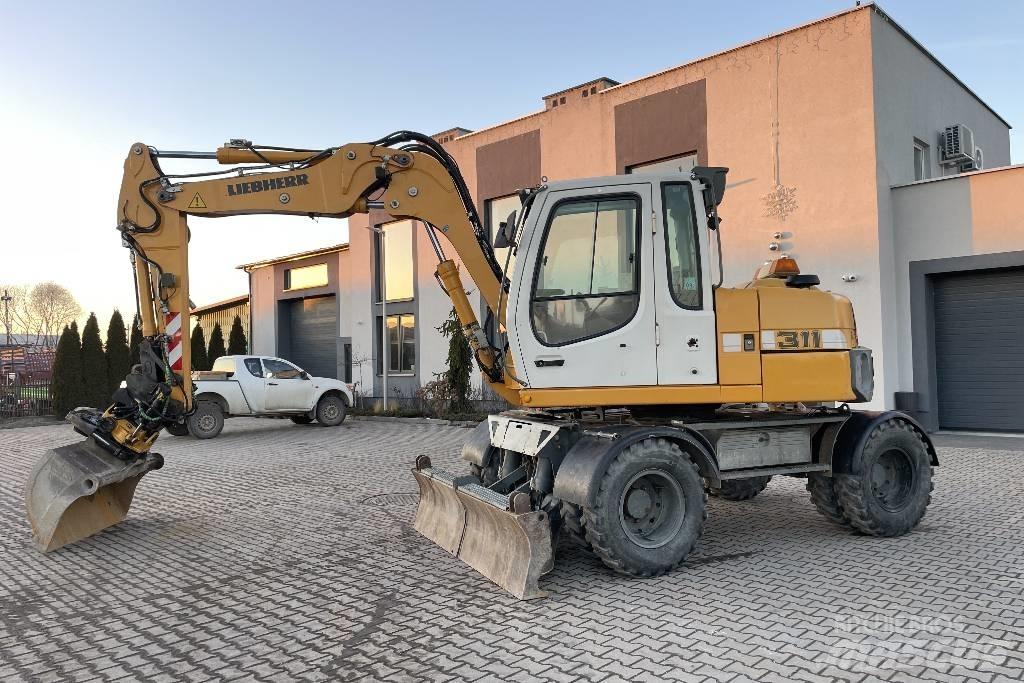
[{"x1": 0, "y1": 376, "x2": 52, "y2": 418}]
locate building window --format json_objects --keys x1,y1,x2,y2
[
  {"x1": 486, "y1": 194, "x2": 521, "y2": 273},
  {"x1": 531, "y1": 196, "x2": 640, "y2": 346},
  {"x1": 284, "y1": 263, "x2": 328, "y2": 290},
  {"x1": 343, "y1": 343, "x2": 352, "y2": 383},
  {"x1": 627, "y1": 154, "x2": 698, "y2": 174},
  {"x1": 377, "y1": 220, "x2": 415, "y2": 302},
  {"x1": 913, "y1": 139, "x2": 930, "y2": 181},
  {"x1": 662, "y1": 183, "x2": 702, "y2": 310},
  {"x1": 378, "y1": 314, "x2": 415, "y2": 374}
]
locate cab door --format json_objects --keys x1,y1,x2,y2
[
  {"x1": 511, "y1": 183, "x2": 657, "y2": 389},
  {"x1": 262, "y1": 358, "x2": 316, "y2": 411},
  {"x1": 652, "y1": 181, "x2": 718, "y2": 385}
]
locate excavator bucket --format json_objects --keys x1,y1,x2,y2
[
  {"x1": 24, "y1": 438, "x2": 163, "y2": 552},
  {"x1": 412, "y1": 457, "x2": 553, "y2": 600}
]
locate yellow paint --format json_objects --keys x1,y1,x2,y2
[
  {"x1": 762, "y1": 351, "x2": 855, "y2": 403},
  {"x1": 518, "y1": 384, "x2": 763, "y2": 409},
  {"x1": 757, "y1": 284, "x2": 857, "y2": 344},
  {"x1": 715, "y1": 287, "x2": 761, "y2": 385}
]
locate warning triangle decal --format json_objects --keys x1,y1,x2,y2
[{"x1": 188, "y1": 193, "x2": 207, "y2": 209}]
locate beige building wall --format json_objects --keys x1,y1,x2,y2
[{"x1": 345, "y1": 4, "x2": 1011, "y2": 410}]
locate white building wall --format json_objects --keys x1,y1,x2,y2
[
  {"x1": 871, "y1": 11, "x2": 1011, "y2": 405},
  {"x1": 249, "y1": 267, "x2": 276, "y2": 355}
]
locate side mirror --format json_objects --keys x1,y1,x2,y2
[
  {"x1": 300, "y1": 371, "x2": 310, "y2": 380},
  {"x1": 494, "y1": 210, "x2": 517, "y2": 249}
]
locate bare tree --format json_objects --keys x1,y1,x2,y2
[
  {"x1": 0, "y1": 284, "x2": 32, "y2": 342},
  {"x1": 0, "y1": 282, "x2": 83, "y2": 347},
  {"x1": 29, "y1": 282, "x2": 81, "y2": 347}
]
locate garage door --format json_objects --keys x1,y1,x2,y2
[
  {"x1": 934, "y1": 268, "x2": 1024, "y2": 432},
  {"x1": 288, "y1": 296, "x2": 338, "y2": 379}
]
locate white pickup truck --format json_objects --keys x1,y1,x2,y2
[{"x1": 166, "y1": 355, "x2": 353, "y2": 439}]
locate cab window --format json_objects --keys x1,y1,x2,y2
[
  {"x1": 263, "y1": 359, "x2": 302, "y2": 379},
  {"x1": 662, "y1": 183, "x2": 702, "y2": 310},
  {"x1": 531, "y1": 195, "x2": 640, "y2": 346},
  {"x1": 243, "y1": 358, "x2": 263, "y2": 378}
]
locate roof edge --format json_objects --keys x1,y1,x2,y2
[
  {"x1": 236, "y1": 243, "x2": 349, "y2": 271},
  {"x1": 190, "y1": 294, "x2": 249, "y2": 315},
  {"x1": 871, "y1": 4, "x2": 1010, "y2": 129}
]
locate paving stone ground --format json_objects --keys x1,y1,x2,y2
[{"x1": 1, "y1": 418, "x2": 1022, "y2": 682}]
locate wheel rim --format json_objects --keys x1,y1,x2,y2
[
  {"x1": 869, "y1": 448, "x2": 916, "y2": 512},
  {"x1": 618, "y1": 468, "x2": 686, "y2": 549},
  {"x1": 322, "y1": 403, "x2": 339, "y2": 420},
  {"x1": 198, "y1": 414, "x2": 216, "y2": 432}
]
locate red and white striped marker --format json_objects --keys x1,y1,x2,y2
[{"x1": 164, "y1": 311, "x2": 183, "y2": 373}]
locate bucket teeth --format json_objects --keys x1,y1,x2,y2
[
  {"x1": 24, "y1": 438, "x2": 162, "y2": 552},
  {"x1": 412, "y1": 465, "x2": 553, "y2": 600}
]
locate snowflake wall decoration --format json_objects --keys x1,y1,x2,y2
[{"x1": 763, "y1": 184, "x2": 799, "y2": 222}]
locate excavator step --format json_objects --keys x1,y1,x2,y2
[{"x1": 412, "y1": 459, "x2": 553, "y2": 600}]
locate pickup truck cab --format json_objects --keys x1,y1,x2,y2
[{"x1": 169, "y1": 355, "x2": 353, "y2": 439}]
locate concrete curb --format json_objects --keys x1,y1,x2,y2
[
  {"x1": 0, "y1": 416, "x2": 63, "y2": 430},
  {"x1": 349, "y1": 415, "x2": 478, "y2": 429}
]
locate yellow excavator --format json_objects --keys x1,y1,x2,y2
[{"x1": 24, "y1": 131, "x2": 936, "y2": 599}]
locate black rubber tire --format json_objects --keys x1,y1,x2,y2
[
  {"x1": 806, "y1": 472, "x2": 852, "y2": 529},
  {"x1": 834, "y1": 419, "x2": 933, "y2": 537},
  {"x1": 708, "y1": 476, "x2": 772, "y2": 501},
  {"x1": 165, "y1": 422, "x2": 190, "y2": 437},
  {"x1": 582, "y1": 438, "x2": 706, "y2": 577},
  {"x1": 290, "y1": 415, "x2": 314, "y2": 425},
  {"x1": 188, "y1": 401, "x2": 224, "y2": 440},
  {"x1": 315, "y1": 395, "x2": 347, "y2": 426},
  {"x1": 560, "y1": 502, "x2": 592, "y2": 551}
]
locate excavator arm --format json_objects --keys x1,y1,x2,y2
[
  {"x1": 25, "y1": 132, "x2": 523, "y2": 553},
  {"x1": 121, "y1": 133, "x2": 515, "y2": 409}
]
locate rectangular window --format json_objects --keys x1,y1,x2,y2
[
  {"x1": 377, "y1": 220, "x2": 415, "y2": 302},
  {"x1": 486, "y1": 194, "x2": 521, "y2": 274},
  {"x1": 628, "y1": 154, "x2": 698, "y2": 174},
  {"x1": 284, "y1": 263, "x2": 328, "y2": 290},
  {"x1": 343, "y1": 343, "x2": 352, "y2": 383},
  {"x1": 378, "y1": 314, "x2": 415, "y2": 374},
  {"x1": 662, "y1": 183, "x2": 702, "y2": 310},
  {"x1": 913, "y1": 139, "x2": 930, "y2": 181},
  {"x1": 531, "y1": 196, "x2": 640, "y2": 346}
]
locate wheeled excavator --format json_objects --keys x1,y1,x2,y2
[{"x1": 25, "y1": 131, "x2": 937, "y2": 599}]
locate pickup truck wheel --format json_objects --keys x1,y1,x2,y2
[
  {"x1": 188, "y1": 401, "x2": 224, "y2": 439},
  {"x1": 290, "y1": 415, "x2": 314, "y2": 425},
  {"x1": 316, "y1": 395, "x2": 347, "y2": 427},
  {"x1": 165, "y1": 422, "x2": 190, "y2": 437}
]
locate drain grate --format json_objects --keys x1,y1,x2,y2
[{"x1": 361, "y1": 492, "x2": 419, "y2": 507}]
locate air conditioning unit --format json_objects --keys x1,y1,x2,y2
[{"x1": 941, "y1": 124, "x2": 976, "y2": 167}]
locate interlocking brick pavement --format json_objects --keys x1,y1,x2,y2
[{"x1": 1, "y1": 418, "x2": 1022, "y2": 682}]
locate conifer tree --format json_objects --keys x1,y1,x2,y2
[
  {"x1": 105, "y1": 310, "x2": 131, "y2": 392},
  {"x1": 51, "y1": 324, "x2": 84, "y2": 416},
  {"x1": 227, "y1": 315, "x2": 248, "y2": 355},
  {"x1": 190, "y1": 323, "x2": 210, "y2": 372},
  {"x1": 207, "y1": 323, "x2": 226, "y2": 368},
  {"x1": 80, "y1": 313, "x2": 110, "y2": 408}
]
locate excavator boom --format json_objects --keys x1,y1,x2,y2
[{"x1": 26, "y1": 132, "x2": 522, "y2": 558}]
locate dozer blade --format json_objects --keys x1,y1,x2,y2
[
  {"x1": 412, "y1": 458, "x2": 553, "y2": 600},
  {"x1": 24, "y1": 438, "x2": 163, "y2": 552}
]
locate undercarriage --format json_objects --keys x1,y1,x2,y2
[{"x1": 413, "y1": 403, "x2": 937, "y2": 598}]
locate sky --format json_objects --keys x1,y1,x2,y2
[{"x1": 2, "y1": 0, "x2": 1022, "y2": 331}]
